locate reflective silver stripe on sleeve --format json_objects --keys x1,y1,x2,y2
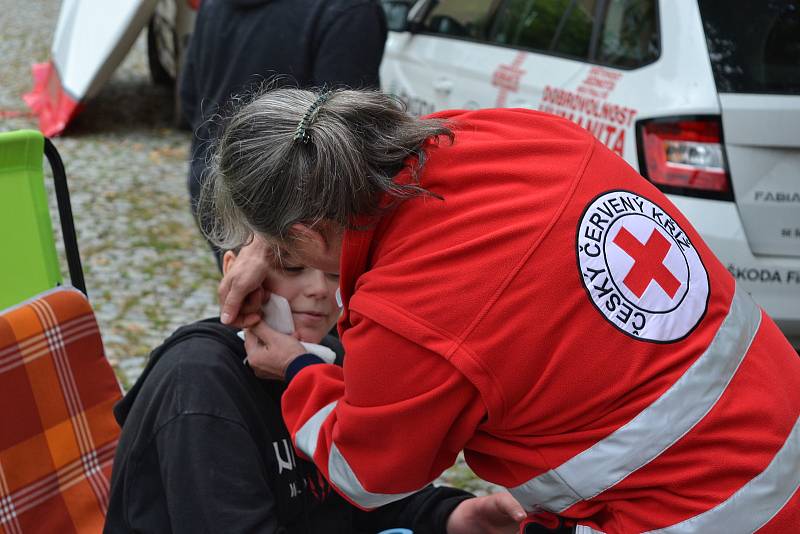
[
  {"x1": 328, "y1": 443, "x2": 420, "y2": 509},
  {"x1": 645, "y1": 414, "x2": 800, "y2": 534},
  {"x1": 510, "y1": 285, "x2": 762, "y2": 513},
  {"x1": 294, "y1": 401, "x2": 422, "y2": 508},
  {"x1": 294, "y1": 401, "x2": 337, "y2": 459}
]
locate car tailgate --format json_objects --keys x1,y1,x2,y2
[{"x1": 719, "y1": 94, "x2": 800, "y2": 257}]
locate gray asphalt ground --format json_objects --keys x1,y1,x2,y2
[{"x1": 1, "y1": 0, "x2": 498, "y2": 496}]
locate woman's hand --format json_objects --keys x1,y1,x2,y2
[
  {"x1": 446, "y1": 491, "x2": 526, "y2": 534},
  {"x1": 244, "y1": 320, "x2": 307, "y2": 380},
  {"x1": 218, "y1": 235, "x2": 271, "y2": 327}
]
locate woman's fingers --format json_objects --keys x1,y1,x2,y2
[
  {"x1": 245, "y1": 320, "x2": 307, "y2": 379},
  {"x1": 493, "y1": 492, "x2": 526, "y2": 523},
  {"x1": 248, "y1": 320, "x2": 280, "y2": 344},
  {"x1": 219, "y1": 237, "x2": 272, "y2": 324},
  {"x1": 446, "y1": 492, "x2": 525, "y2": 534}
]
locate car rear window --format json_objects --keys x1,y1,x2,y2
[{"x1": 698, "y1": 0, "x2": 800, "y2": 94}]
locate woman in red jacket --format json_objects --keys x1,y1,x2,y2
[{"x1": 202, "y1": 87, "x2": 800, "y2": 533}]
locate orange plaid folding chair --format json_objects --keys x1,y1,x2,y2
[
  {"x1": 0, "y1": 288, "x2": 121, "y2": 533},
  {"x1": 1, "y1": 131, "x2": 120, "y2": 532}
]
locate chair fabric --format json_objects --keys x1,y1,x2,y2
[
  {"x1": 0, "y1": 288, "x2": 121, "y2": 533},
  {"x1": 0, "y1": 130, "x2": 62, "y2": 310}
]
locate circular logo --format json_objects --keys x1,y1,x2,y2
[{"x1": 576, "y1": 191, "x2": 709, "y2": 342}]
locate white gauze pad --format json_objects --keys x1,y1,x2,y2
[
  {"x1": 263, "y1": 293, "x2": 295, "y2": 334},
  {"x1": 237, "y1": 293, "x2": 336, "y2": 364}
]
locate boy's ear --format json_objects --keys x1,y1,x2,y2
[{"x1": 221, "y1": 250, "x2": 236, "y2": 276}]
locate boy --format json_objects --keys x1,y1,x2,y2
[{"x1": 104, "y1": 248, "x2": 524, "y2": 533}]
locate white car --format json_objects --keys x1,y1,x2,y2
[{"x1": 380, "y1": 0, "x2": 800, "y2": 348}]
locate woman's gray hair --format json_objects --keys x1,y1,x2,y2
[{"x1": 200, "y1": 87, "x2": 453, "y2": 250}]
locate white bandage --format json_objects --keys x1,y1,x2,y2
[{"x1": 237, "y1": 293, "x2": 337, "y2": 364}]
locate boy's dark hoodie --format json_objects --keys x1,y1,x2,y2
[{"x1": 104, "y1": 319, "x2": 471, "y2": 533}]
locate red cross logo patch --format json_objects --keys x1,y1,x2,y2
[
  {"x1": 577, "y1": 191, "x2": 709, "y2": 342},
  {"x1": 613, "y1": 227, "x2": 681, "y2": 299}
]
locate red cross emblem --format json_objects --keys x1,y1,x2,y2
[
  {"x1": 613, "y1": 226, "x2": 681, "y2": 299},
  {"x1": 492, "y1": 51, "x2": 527, "y2": 107}
]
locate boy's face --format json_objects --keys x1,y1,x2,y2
[{"x1": 223, "y1": 251, "x2": 340, "y2": 343}]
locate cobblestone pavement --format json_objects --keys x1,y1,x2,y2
[{"x1": 1, "y1": 0, "x2": 499, "y2": 496}]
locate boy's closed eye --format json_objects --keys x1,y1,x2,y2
[{"x1": 281, "y1": 264, "x2": 339, "y2": 282}]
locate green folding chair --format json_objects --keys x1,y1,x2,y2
[{"x1": 0, "y1": 129, "x2": 85, "y2": 309}]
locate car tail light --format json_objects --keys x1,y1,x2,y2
[
  {"x1": 636, "y1": 117, "x2": 733, "y2": 201},
  {"x1": 187, "y1": 0, "x2": 201, "y2": 10}
]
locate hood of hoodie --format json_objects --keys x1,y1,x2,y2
[
  {"x1": 113, "y1": 319, "x2": 244, "y2": 426},
  {"x1": 113, "y1": 319, "x2": 345, "y2": 426}
]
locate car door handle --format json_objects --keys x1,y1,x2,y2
[{"x1": 433, "y1": 78, "x2": 453, "y2": 94}]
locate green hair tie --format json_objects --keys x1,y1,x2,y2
[{"x1": 293, "y1": 90, "x2": 333, "y2": 143}]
